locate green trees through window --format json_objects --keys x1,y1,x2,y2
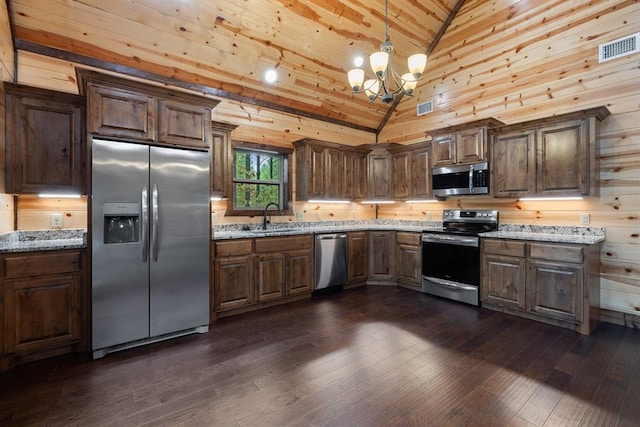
[{"x1": 232, "y1": 149, "x2": 282, "y2": 209}]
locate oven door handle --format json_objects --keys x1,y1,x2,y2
[
  {"x1": 424, "y1": 277, "x2": 478, "y2": 292},
  {"x1": 422, "y1": 235, "x2": 479, "y2": 247}
]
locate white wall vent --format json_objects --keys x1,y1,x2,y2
[
  {"x1": 417, "y1": 99, "x2": 433, "y2": 116},
  {"x1": 599, "y1": 33, "x2": 640, "y2": 63}
]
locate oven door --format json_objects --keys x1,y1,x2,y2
[{"x1": 421, "y1": 233, "x2": 480, "y2": 306}]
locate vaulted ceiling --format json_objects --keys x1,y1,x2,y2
[{"x1": 7, "y1": 0, "x2": 463, "y2": 134}]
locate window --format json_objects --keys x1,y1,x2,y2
[{"x1": 228, "y1": 143, "x2": 292, "y2": 215}]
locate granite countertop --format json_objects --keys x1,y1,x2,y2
[
  {"x1": 214, "y1": 221, "x2": 606, "y2": 245},
  {"x1": 213, "y1": 220, "x2": 440, "y2": 240},
  {"x1": 0, "y1": 229, "x2": 87, "y2": 254},
  {"x1": 480, "y1": 225, "x2": 605, "y2": 245}
]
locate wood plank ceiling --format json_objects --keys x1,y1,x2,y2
[{"x1": 7, "y1": 0, "x2": 462, "y2": 134}]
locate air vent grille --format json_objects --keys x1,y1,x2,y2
[
  {"x1": 417, "y1": 99, "x2": 433, "y2": 116},
  {"x1": 599, "y1": 33, "x2": 640, "y2": 63}
]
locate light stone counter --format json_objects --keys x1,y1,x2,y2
[
  {"x1": 480, "y1": 225, "x2": 605, "y2": 245},
  {"x1": 0, "y1": 229, "x2": 87, "y2": 254}
]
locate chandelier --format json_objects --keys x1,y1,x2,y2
[{"x1": 347, "y1": 0, "x2": 427, "y2": 104}]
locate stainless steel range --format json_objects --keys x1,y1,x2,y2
[{"x1": 421, "y1": 209, "x2": 498, "y2": 306}]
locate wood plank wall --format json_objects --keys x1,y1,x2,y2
[{"x1": 377, "y1": 0, "x2": 640, "y2": 316}]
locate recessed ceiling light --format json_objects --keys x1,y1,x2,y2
[{"x1": 264, "y1": 69, "x2": 278, "y2": 83}]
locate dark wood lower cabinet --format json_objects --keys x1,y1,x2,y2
[
  {"x1": 395, "y1": 232, "x2": 421, "y2": 291},
  {"x1": 213, "y1": 235, "x2": 313, "y2": 318},
  {"x1": 1, "y1": 250, "x2": 83, "y2": 370},
  {"x1": 368, "y1": 231, "x2": 396, "y2": 284},
  {"x1": 346, "y1": 231, "x2": 368, "y2": 289},
  {"x1": 481, "y1": 238, "x2": 601, "y2": 335}
]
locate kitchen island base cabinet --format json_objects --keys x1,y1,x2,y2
[
  {"x1": 481, "y1": 239, "x2": 601, "y2": 335},
  {"x1": 1, "y1": 250, "x2": 83, "y2": 371}
]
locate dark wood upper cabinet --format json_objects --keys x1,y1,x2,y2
[
  {"x1": 430, "y1": 118, "x2": 503, "y2": 167},
  {"x1": 87, "y1": 83, "x2": 156, "y2": 142},
  {"x1": 388, "y1": 142, "x2": 432, "y2": 201},
  {"x1": 4, "y1": 83, "x2": 85, "y2": 194},
  {"x1": 77, "y1": 69, "x2": 218, "y2": 151},
  {"x1": 294, "y1": 139, "x2": 369, "y2": 201},
  {"x1": 491, "y1": 107, "x2": 609, "y2": 198},
  {"x1": 367, "y1": 146, "x2": 393, "y2": 200},
  {"x1": 211, "y1": 122, "x2": 238, "y2": 198}
]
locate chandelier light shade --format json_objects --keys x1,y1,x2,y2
[{"x1": 347, "y1": 0, "x2": 427, "y2": 104}]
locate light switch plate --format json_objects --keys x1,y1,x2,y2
[
  {"x1": 50, "y1": 213, "x2": 63, "y2": 228},
  {"x1": 296, "y1": 211, "x2": 304, "y2": 221},
  {"x1": 580, "y1": 213, "x2": 590, "y2": 225},
  {"x1": 212, "y1": 212, "x2": 218, "y2": 225}
]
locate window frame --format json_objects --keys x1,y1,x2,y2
[{"x1": 225, "y1": 141, "x2": 293, "y2": 217}]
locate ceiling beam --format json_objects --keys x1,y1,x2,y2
[
  {"x1": 376, "y1": 0, "x2": 467, "y2": 136},
  {"x1": 13, "y1": 38, "x2": 378, "y2": 135}
]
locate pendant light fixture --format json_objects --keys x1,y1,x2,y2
[{"x1": 347, "y1": 0, "x2": 427, "y2": 103}]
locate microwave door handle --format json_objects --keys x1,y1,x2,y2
[{"x1": 469, "y1": 164, "x2": 474, "y2": 193}]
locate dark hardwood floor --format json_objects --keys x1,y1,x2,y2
[{"x1": 2, "y1": 286, "x2": 640, "y2": 426}]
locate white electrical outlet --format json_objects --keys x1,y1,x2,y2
[
  {"x1": 580, "y1": 213, "x2": 590, "y2": 225},
  {"x1": 316, "y1": 211, "x2": 321, "y2": 220},
  {"x1": 50, "y1": 213, "x2": 63, "y2": 228},
  {"x1": 212, "y1": 212, "x2": 218, "y2": 225},
  {"x1": 426, "y1": 212, "x2": 432, "y2": 221},
  {"x1": 296, "y1": 211, "x2": 304, "y2": 221}
]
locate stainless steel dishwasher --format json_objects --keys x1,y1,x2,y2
[{"x1": 314, "y1": 233, "x2": 348, "y2": 292}]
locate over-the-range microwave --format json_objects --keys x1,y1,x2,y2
[{"x1": 432, "y1": 161, "x2": 489, "y2": 197}]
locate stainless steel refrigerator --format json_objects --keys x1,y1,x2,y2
[{"x1": 91, "y1": 139, "x2": 210, "y2": 359}]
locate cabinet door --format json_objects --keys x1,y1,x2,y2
[
  {"x1": 347, "y1": 231, "x2": 368, "y2": 287},
  {"x1": 211, "y1": 128, "x2": 230, "y2": 197},
  {"x1": 286, "y1": 249, "x2": 313, "y2": 295},
  {"x1": 481, "y1": 253, "x2": 526, "y2": 310},
  {"x1": 88, "y1": 83, "x2": 156, "y2": 141},
  {"x1": 492, "y1": 130, "x2": 535, "y2": 198},
  {"x1": 6, "y1": 95, "x2": 84, "y2": 194},
  {"x1": 324, "y1": 147, "x2": 343, "y2": 199},
  {"x1": 396, "y1": 232, "x2": 421, "y2": 287},
  {"x1": 309, "y1": 145, "x2": 326, "y2": 199},
  {"x1": 411, "y1": 146, "x2": 432, "y2": 199},
  {"x1": 537, "y1": 119, "x2": 589, "y2": 196},
  {"x1": 527, "y1": 259, "x2": 583, "y2": 324},
  {"x1": 392, "y1": 151, "x2": 411, "y2": 200},
  {"x1": 4, "y1": 275, "x2": 81, "y2": 355},
  {"x1": 214, "y1": 255, "x2": 254, "y2": 311},
  {"x1": 456, "y1": 128, "x2": 486, "y2": 163},
  {"x1": 368, "y1": 152, "x2": 392, "y2": 199},
  {"x1": 256, "y1": 253, "x2": 285, "y2": 302},
  {"x1": 369, "y1": 231, "x2": 395, "y2": 280},
  {"x1": 432, "y1": 134, "x2": 456, "y2": 167},
  {"x1": 343, "y1": 151, "x2": 368, "y2": 200},
  {"x1": 158, "y1": 99, "x2": 212, "y2": 149}
]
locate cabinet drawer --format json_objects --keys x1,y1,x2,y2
[
  {"x1": 483, "y1": 239, "x2": 526, "y2": 257},
  {"x1": 3, "y1": 252, "x2": 81, "y2": 279},
  {"x1": 215, "y1": 240, "x2": 253, "y2": 257},
  {"x1": 396, "y1": 232, "x2": 421, "y2": 246},
  {"x1": 529, "y1": 243, "x2": 583, "y2": 263},
  {"x1": 255, "y1": 235, "x2": 312, "y2": 253}
]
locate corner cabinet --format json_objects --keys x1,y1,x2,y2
[
  {"x1": 491, "y1": 107, "x2": 610, "y2": 198},
  {"x1": 4, "y1": 83, "x2": 85, "y2": 194},
  {"x1": 1, "y1": 250, "x2": 84, "y2": 370},
  {"x1": 368, "y1": 231, "x2": 396, "y2": 284},
  {"x1": 77, "y1": 69, "x2": 218, "y2": 150},
  {"x1": 389, "y1": 143, "x2": 432, "y2": 201},
  {"x1": 481, "y1": 238, "x2": 601, "y2": 335}
]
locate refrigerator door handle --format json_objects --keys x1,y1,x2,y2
[
  {"x1": 141, "y1": 184, "x2": 149, "y2": 262},
  {"x1": 151, "y1": 184, "x2": 159, "y2": 262}
]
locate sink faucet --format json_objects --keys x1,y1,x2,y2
[{"x1": 262, "y1": 202, "x2": 280, "y2": 230}]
